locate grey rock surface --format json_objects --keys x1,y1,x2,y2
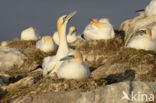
[
  {"x1": 11, "y1": 81, "x2": 156, "y2": 103},
  {"x1": 0, "y1": 47, "x2": 26, "y2": 72}
]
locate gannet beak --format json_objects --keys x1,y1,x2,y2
[
  {"x1": 60, "y1": 55, "x2": 74, "y2": 61},
  {"x1": 136, "y1": 9, "x2": 145, "y2": 13},
  {"x1": 65, "y1": 11, "x2": 77, "y2": 21}
]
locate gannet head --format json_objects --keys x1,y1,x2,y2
[
  {"x1": 136, "y1": 28, "x2": 152, "y2": 38},
  {"x1": 42, "y1": 36, "x2": 53, "y2": 43},
  {"x1": 60, "y1": 50, "x2": 83, "y2": 62},
  {"x1": 90, "y1": 18, "x2": 98, "y2": 25},
  {"x1": 1, "y1": 41, "x2": 8, "y2": 47},
  {"x1": 57, "y1": 11, "x2": 77, "y2": 38},
  {"x1": 68, "y1": 26, "x2": 77, "y2": 35},
  {"x1": 99, "y1": 18, "x2": 110, "y2": 23},
  {"x1": 90, "y1": 18, "x2": 103, "y2": 29}
]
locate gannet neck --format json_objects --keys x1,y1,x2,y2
[
  {"x1": 146, "y1": 28, "x2": 152, "y2": 37},
  {"x1": 73, "y1": 50, "x2": 83, "y2": 62},
  {"x1": 56, "y1": 16, "x2": 69, "y2": 58}
]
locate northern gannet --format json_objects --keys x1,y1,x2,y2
[
  {"x1": 1, "y1": 41, "x2": 8, "y2": 47},
  {"x1": 21, "y1": 27, "x2": 41, "y2": 40},
  {"x1": 53, "y1": 26, "x2": 77, "y2": 45},
  {"x1": 42, "y1": 11, "x2": 77, "y2": 76},
  {"x1": 83, "y1": 18, "x2": 115, "y2": 40},
  {"x1": 57, "y1": 50, "x2": 91, "y2": 80},
  {"x1": 67, "y1": 26, "x2": 77, "y2": 43},
  {"x1": 145, "y1": 0, "x2": 156, "y2": 16},
  {"x1": 36, "y1": 36, "x2": 57, "y2": 52},
  {"x1": 127, "y1": 28, "x2": 156, "y2": 50}
]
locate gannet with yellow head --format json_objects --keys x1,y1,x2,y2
[
  {"x1": 57, "y1": 50, "x2": 91, "y2": 80},
  {"x1": 67, "y1": 26, "x2": 77, "y2": 43},
  {"x1": 53, "y1": 26, "x2": 77, "y2": 45},
  {"x1": 127, "y1": 28, "x2": 156, "y2": 50},
  {"x1": 1, "y1": 41, "x2": 8, "y2": 47},
  {"x1": 145, "y1": 0, "x2": 156, "y2": 16},
  {"x1": 42, "y1": 11, "x2": 77, "y2": 76},
  {"x1": 36, "y1": 36, "x2": 57, "y2": 52},
  {"x1": 83, "y1": 18, "x2": 115, "y2": 40},
  {"x1": 21, "y1": 27, "x2": 41, "y2": 40}
]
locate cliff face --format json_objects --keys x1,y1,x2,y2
[
  {"x1": 11, "y1": 82, "x2": 156, "y2": 103},
  {"x1": 1, "y1": 15, "x2": 156, "y2": 102},
  {"x1": 0, "y1": 35, "x2": 155, "y2": 103}
]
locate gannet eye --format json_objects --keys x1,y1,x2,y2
[
  {"x1": 140, "y1": 30, "x2": 146, "y2": 35},
  {"x1": 68, "y1": 55, "x2": 75, "y2": 58},
  {"x1": 136, "y1": 30, "x2": 146, "y2": 35}
]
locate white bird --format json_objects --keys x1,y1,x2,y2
[
  {"x1": 83, "y1": 18, "x2": 115, "y2": 40},
  {"x1": 36, "y1": 36, "x2": 57, "y2": 53},
  {"x1": 57, "y1": 50, "x2": 91, "y2": 80},
  {"x1": 1, "y1": 41, "x2": 8, "y2": 47},
  {"x1": 42, "y1": 11, "x2": 77, "y2": 76},
  {"x1": 145, "y1": 0, "x2": 156, "y2": 16},
  {"x1": 53, "y1": 26, "x2": 77, "y2": 45},
  {"x1": 67, "y1": 26, "x2": 77, "y2": 43},
  {"x1": 53, "y1": 32, "x2": 59, "y2": 45},
  {"x1": 21, "y1": 27, "x2": 41, "y2": 40},
  {"x1": 127, "y1": 28, "x2": 156, "y2": 50}
]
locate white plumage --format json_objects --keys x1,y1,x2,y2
[
  {"x1": 36, "y1": 36, "x2": 57, "y2": 53},
  {"x1": 53, "y1": 32, "x2": 59, "y2": 45},
  {"x1": 57, "y1": 50, "x2": 91, "y2": 80},
  {"x1": 21, "y1": 27, "x2": 41, "y2": 40},
  {"x1": 127, "y1": 28, "x2": 156, "y2": 50},
  {"x1": 67, "y1": 26, "x2": 77, "y2": 43},
  {"x1": 42, "y1": 11, "x2": 77, "y2": 76},
  {"x1": 83, "y1": 18, "x2": 115, "y2": 40},
  {"x1": 145, "y1": 0, "x2": 156, "y2": 16}
]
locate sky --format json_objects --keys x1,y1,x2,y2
[{"x1": 0, "y1": 0, "x2": 150, "y2": 41}]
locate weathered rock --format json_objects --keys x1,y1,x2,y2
[
  {"x1": 76, "y1": 35, "x2": 124, "y2": 68},
  {"x1": 0, "y1": 72, "x2": 10, "y2": 86},
  {"x1": 0, "y1": 47, "x2": 26, "y2": 72},
  {"x1": 2, "y1": 76, "x2": 35, "y2": 91},
  {"x1": 120, "y1": 15, "x2": 156, "y2": 46},
  {"x1": 11, "y1": 81, "x2": 156, "y2": 103},
  {"x1": 6, "y1": 39, "x2": 56, "y2": 77},
  {"x1": 92, "y1": 48, "x2": 156, "y2": 82},
  {"x1": 0, "y1": 87, "x2": 5, "y2": 99}
]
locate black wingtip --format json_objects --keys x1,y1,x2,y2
[
  {"x1": 136, "y1": 9, "x2": 145, "y2": 13},
  {"x1": 81, "y1": 34, "x2": 85, "y2": 40}
]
